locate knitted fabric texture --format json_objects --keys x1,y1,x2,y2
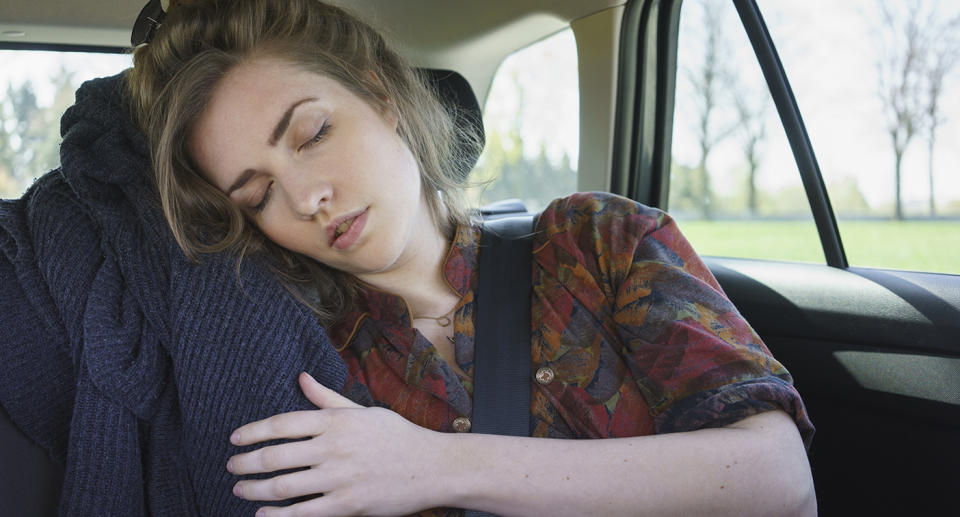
[{"x1": 0, "y1": 72, "x2": 347, "y2": 515}]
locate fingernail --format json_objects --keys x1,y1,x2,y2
[
  {"x1": 256, "y1": 510, "x2": 265, "y2": 517},
  {"x1": 226, "y1": 458, "x2": 233, "y2": 473},
  {"x1": 230, "y1": 431, "x2": 240, "y2": 444},
  {"x1": 233, "y1": 483, "x2": 243, "y2": 498},
  {"x1": 303, "y1": 371, "x2": 316, "y2": 382}
]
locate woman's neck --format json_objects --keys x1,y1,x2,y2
[{"x1": 356, "y1": 221, "x2": 460, "y2": 320}]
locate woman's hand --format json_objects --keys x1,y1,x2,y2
[{"x1": 227, "y1": 372, "x2": 450, "y2": 516}]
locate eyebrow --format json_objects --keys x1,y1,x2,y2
[
  {"x1": 268, "y1": 97, "x2": 318, "y2": 146},
  {"x1": 226, "y1": 97, "x2": 318, "y2": 195},
  {"x1": 227, "y1": 168, "x2": 257, "y2": 196}
]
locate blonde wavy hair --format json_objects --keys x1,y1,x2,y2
[{"x1": 126, "y1": 0, "x2": 480, "y2": 325}]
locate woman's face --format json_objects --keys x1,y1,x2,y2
[{"x1": 189, "y1": 57, "x2": 437, "y2": 281}]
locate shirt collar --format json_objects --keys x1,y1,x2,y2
[{"x1": 441, "y1": 224, "x2": 480, "y2": 297}]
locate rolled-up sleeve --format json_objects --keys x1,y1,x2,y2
[
  {"x1": 609, "y1": 200, "x2": 814, "y2": 447},
  {"x1": 536, "y1": 192, "x2": 814, "y2": 447}
]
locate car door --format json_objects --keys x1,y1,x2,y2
[{"x1": 615, "y1": 0, "x2": 960, "y2": 514}]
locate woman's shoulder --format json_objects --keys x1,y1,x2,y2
[
  {"x1": 535, "y1": 191, "x2": 671, "y2": 243},
  {"x1": 533, "y1": 191, "x2": 704, "y2": 282}
]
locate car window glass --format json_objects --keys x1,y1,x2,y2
[
  {"x1": 0, "y1": 49, "x2": 132, "y2": 199},
  {"x1": 763, "y1": 0, "x2": 960, "y2": 275},
  {"x1": 669, "y1": 0, "x2": 823, "y2": 264},
  {"x1": 469, "y1": 28, "x2": 579, "y2": 212}
]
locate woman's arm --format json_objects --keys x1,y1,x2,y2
[
  {"x1": 443, "y1": 408, "x2": 814, "y2": 517},
  {"x1": 227, "y1": 373, "x2": 815, "y2": 517}
]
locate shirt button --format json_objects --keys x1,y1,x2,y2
[
  {"x1": 452, "y1": 416, "x2": 472, "y2": 433},
  {"x1": 535, "y1": 366, "x2": 555, "y2": 385}
]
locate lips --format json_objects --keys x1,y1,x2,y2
[{"x1": 327, "y1": 207, "x2": 368, "y2": 250}]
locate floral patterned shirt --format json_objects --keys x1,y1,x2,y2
[{"x1": 329, "y1": 192, "x2": 814, "y2": 515}]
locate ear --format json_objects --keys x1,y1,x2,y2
[
  {"x1": 382, "y1": 98, "x2": 400, "y2": 130},
  {"x1": 366, "y1": 70, "x2": 400, "y2": 129}
]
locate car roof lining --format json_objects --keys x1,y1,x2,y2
[
  {"x1": 0, "y1": 0, "x2": 625, "y2": 60},
  {"x1": 1, "y1": 0, "x2": 625, "y2": 106}
]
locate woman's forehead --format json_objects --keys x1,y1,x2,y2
[
  {"x1": 222, "y1": 57, "x2": 346, "y2": 100},
  {"x1": 198, "y1": 58, "x2": 351, "y2": 136}
]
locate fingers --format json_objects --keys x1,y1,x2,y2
[
  {"x1": 299, "y1": 372, "x2": 362, "y2": 409},
  {"x1": 254, "y1": 493, "x2": 361, "y2": 517},
  {"x1": 231, "y1": 373, "x2": 355, "y2": 446},
  {"x1": 234, "y1": 473, "x2": 369, "y2": 517},
  {"x1": 232, "y1": 468, "x2": 335, "y2": 503},
  {"x1": 231, "y1": 410, "x2": 326, "y2": 446},
  {"x1": 227, "y1": 373, "x2": 370, "y2": 515},
  {"x1": 228, "y1": 438, "x2": 325, "y2": 475}
]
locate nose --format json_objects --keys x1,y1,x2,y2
[{"x1": 282, "y1": 171, "x2": 332, "y2": 220}]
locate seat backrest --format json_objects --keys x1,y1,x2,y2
[
  {"x1": 419, "y1": 68, "x2": 486, "y2": 180},
  {"x1": 0, "y1": 402, "x2": 63, "y2": 516}
]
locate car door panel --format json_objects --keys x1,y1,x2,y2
[{"x1": 708, "y1": 257, "x2": 960, "y2": 514}]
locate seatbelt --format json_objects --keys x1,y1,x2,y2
[{"x1": 465, "y1": 215, "x2": 535, "y2": 517}]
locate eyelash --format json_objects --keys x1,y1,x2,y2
[
  {"x1": 300, "y1": 122, "x2": 331, "y2": 151},
  {"x1": 252, "y1": 182, "x2": 273, "y2": 214}
]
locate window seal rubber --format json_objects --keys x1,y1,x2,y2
[{"x1": 732, "y1": 0, "x2": 848, "y2": 268}]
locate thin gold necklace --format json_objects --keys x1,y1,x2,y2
[{"x1": 411, "y1": 310, "x2": 453, "y2": 327}]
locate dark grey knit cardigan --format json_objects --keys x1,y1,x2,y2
[{"x1": 0, "y1": 72, "x2": 348, "y2": 515}]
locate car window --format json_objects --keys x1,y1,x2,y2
[
  {"x1": 763, "y1": 0, "x2": 960, "y2": 275},
  {"x1": 469, "y1": 28, "x2": 579, "y2": 212},
  {"x1": 668, "y1": 0, "x2": 823, "y2": 264},
  {"x1": 0, "y1": 49, "x2": 132, "y2": 199},
  {"x1": 670, "y1": 0, "x2": 960, "y2": 275}
]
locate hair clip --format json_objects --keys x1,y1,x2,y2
[{"x1": 131, "y1": 0, "x2": 170, "y2": 46}]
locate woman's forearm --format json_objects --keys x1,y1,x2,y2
[
  {"x1": 436, "y1": 410, "x2": 815, "y2": 517},
  {"x1": 227, "y1": 376, "x2": 815, "y2": 517}
]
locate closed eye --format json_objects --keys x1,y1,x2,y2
[
  {"x1": 299, "y1": 123, "x2": 331, "y2": 151},
  {"x1": 251, "y1": 181, "x2": 274, "y2": 214}
]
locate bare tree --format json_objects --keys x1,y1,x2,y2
[
  {"x1": 734, "y1": 90, "x2": 767, "y2": 216},
  {"x1": 875, "y1": 0, "x2": 927, "y2": 220},
  {"x1": 921, "y1": 12, "x2": 960, "y2": 217},
  {"x1": 686, "y1": 0, "x2": 735, "y2": 219}
]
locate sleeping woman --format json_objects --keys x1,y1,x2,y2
[{"x1": 126, "y1": 0, "x2": 816, "y2": 515}]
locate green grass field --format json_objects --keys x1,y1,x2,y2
[{"x1": 675, "y1": 219, "x2": 960, "y2": 275}]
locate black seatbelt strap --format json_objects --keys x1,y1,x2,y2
[{"x1": 465, "y1": 215, "x2": 535, "y2": 517}]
